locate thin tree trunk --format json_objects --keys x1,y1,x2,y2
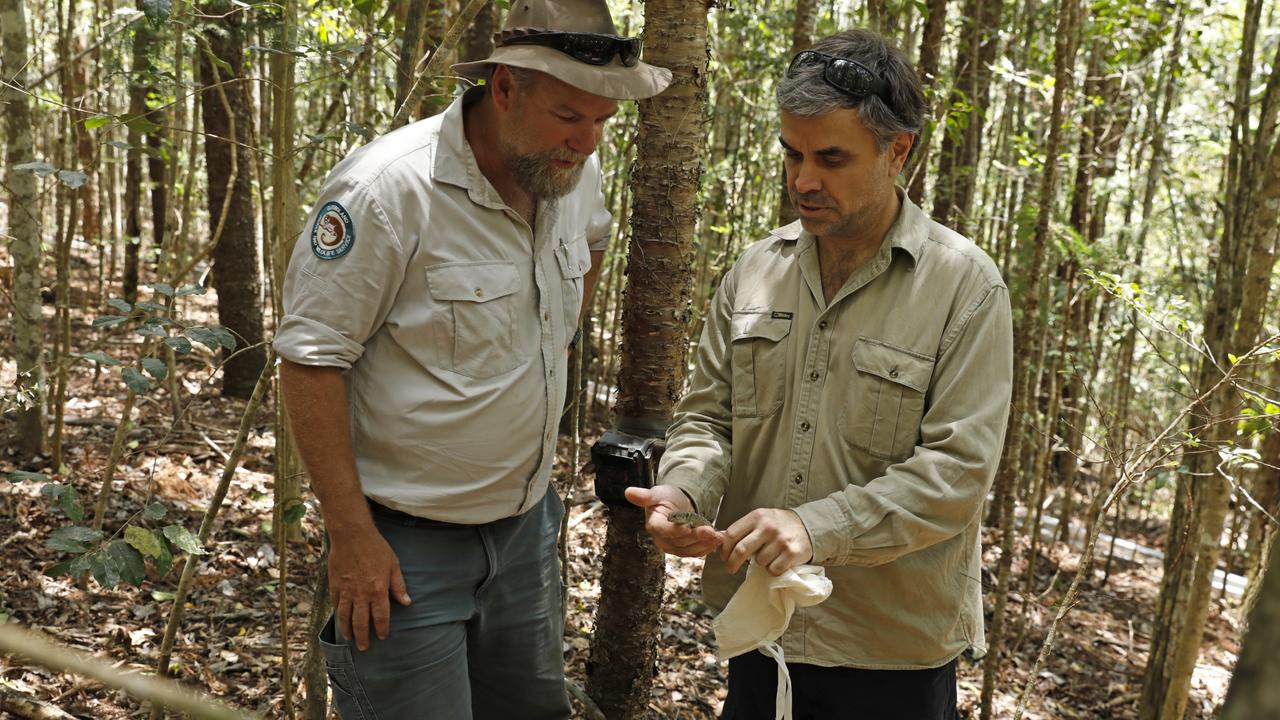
[
  {"x1": 906, "y1": 0, "x2": 947, "y2": 205},
  {"x1": 775, "y1": 0, "x2": 819, "y2": 226},
  {"x1": 1218, "y1": 521, "x2": 1280, "y2": 718},
  {"x1": 585, "y1": 1, "x2": 710, "y2": 717},
  {"x1": 979, "y1": 0, "x2": 1084, "y2": 715},
  {"x1": 200, "y1": 4, "x2": 268, "y2": 399},
  {"x1": 460, "y1": 0, "x2": 497, "y2": 63}
]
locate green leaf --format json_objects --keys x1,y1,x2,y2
[
  {"x1": 41, "y1": 483, "x2": 85, "y2": 522},
  {"x1": 164, "y1": 336, "x2": 193, "y2": 355},
  {"x1": 135, "y1": 300, "x2": 169, "y2": 313},
  {"x1": 14, "y1": 161, "x2": 56, "y2": 176},
  {"x1": 89, "y1": 552, "x2": 120, "y2": 588},
  {"x1": 141, "y1": 358, "x2": 169, "y2": 380},
  {"x1": 124, "y1": 114, "x2": 161, "y2": 136},
  {"x1": 147, "y1": 282, "x2": 175, "y2": 298},
  {"x1": 141, "y1": 0, "x2": 171, "y2": 21},
  {"x1": 83, "y1": 116, "x2": 113, "y2": 130},
  {"x1": 176, "y1": 284, "x2": 206, "y2": 297},
  {"x1": 106, "y1": 297, "x2": 134, "y2": 313},
  {"x1": 107, "y1": 541, "x2": 147, "y2": 586},
  {"x1": 92, "y1": 315, "x2": 130, "y2": 328},
  {"x1": 154, "y1": 537, "x2": 174, "y2": 576},
  {"x1": 282, "y1": 501, "x2": 307, "y2": 525},
  {"x1": 136, "y1": 323, "x2": 168, "y2": 338},
  {"x1": 122, "y1": 367, "x2": 153, "y2": 394},
  {"x1": 6, "y1": 470, "x2": 49, "y2": 483},
  {"x1": 162, "y1": 525, "x2": 207, "y2": 555},
  {"x1": 211, "y1": 325, "x2": 237, "y2": 351},
  {"x1": 143, "y1": 502, "x2": 168, "y2": 522},
  {"x1": 74, "y1": 351, "x2": 122, "y2": 367},
  {"x1": 44, "y1": 558, "x2": 77, "y2": 578},
  {"x1": 125, "y1": 526, "x2": 165, "y2": 558},
  {"x1": 46, "y1": 526, "x2": 104, "y2": 553},
  {"x1": 184, "y1": 327, "x2": 221, "y2": 352},
  {"x1": 57, "y1": 170, "x2": 87, "y2": 189}
]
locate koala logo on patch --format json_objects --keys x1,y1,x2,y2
[{"x1": 311, "y1": 202, "x2": 355, "y2": 259}]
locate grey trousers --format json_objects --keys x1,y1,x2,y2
[{"x1": 319, "y1": 490, "x2": 571, "y2": 720}]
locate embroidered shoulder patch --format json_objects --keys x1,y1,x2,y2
[{"x1": 311, "y1": 202, "x2": 355, "y2": 259}]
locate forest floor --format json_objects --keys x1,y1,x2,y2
[{"x1": 0, "y1": 330, "x2": 1242, "y2": 719}]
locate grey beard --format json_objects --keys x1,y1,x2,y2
[{"x1": 509, "y1": 151, "x2": 585, "y2": 199}]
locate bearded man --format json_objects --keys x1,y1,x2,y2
[{"x1": 274, "y1": 2, "x2": 670, "y2": 717}]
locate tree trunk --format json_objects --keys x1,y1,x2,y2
[
  {"x1": 906, "y1": 0, "x2": 948, "y2": 205},
  {"x1": 393, "y1": 0, "x2": 431, "y2": 118},
  {"x1": 460, "y1": 0, "x2": 497, "y2": 63},
  {"x1": 1218, "y1": 513, "x2": 1280, "y2": 719},
  {"x1": 775, "y1": 0, "x2": 819, "y2": 226},
  {"x1": 200, "y1": 4, "x2": 268, "y2": 399},
  {"x1": 585, "y1": 1, "x2": 709, "y2": 717},
  {"x1": 2, "y1": 0, "x2": 47, "y2": 457},
  {"x1": 979, "y1": 0, "x2": 1085, "y2": 715}
]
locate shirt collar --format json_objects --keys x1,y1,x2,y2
[
  {"x1": 433, "y1": 88, "x2": 509, "y2": 210},
  {"x1": 769, "y1": 188, "x2": 928, "y2": 266}
]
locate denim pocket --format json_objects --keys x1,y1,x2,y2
[{"x1": 318, "y1": 616, "x2": 379, "y2": 720}]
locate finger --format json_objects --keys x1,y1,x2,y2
[
  {"x1": 336, "y1": 598, "x2": 354, "y2": 644},
  {"x1": 724, "y1": 529, "x2": 764, "y2": 574},
  {"x1": 352, "y1": 601, "x2": 372, "y2": 652},
  {"x1": 390, "y1": 565, "x2": 412, "y2": 606},
  {"x1": 372, "y1": 593, "x2": 392, "y2": 641},
  {"x1": 623, "y1": 486, "x2": 654, "y2": 508},
  {"x1": 766, "y1": 549, "x2": 799, "y2": 577}
]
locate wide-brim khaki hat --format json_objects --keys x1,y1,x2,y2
[{"x1": 451, "y1": 0, "x2": 672, "y2": 100}]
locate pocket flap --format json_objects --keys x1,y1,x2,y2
[
  {"x1": 852, "y1": 338, "x2": 934, "y2": 392},
  {"x1": 426, "y1": 261, "x2": 520, "y2": 302},
  {"x1": 555, "y1": 237, "x2": 591, "y2": 279},
  {"x1": 730, "y1": 312, "x2": 792, "y2": 343}
]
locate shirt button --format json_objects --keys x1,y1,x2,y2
[
  {"x1": 474, "y1": 288, "x2": 483, "y2": 298},
  {"x1": 818, "y1": 320, "x2": 828, "y2": 330},
  {"x1": 792, "y1": 473, "x2": 804, "y2": 485},
  {"x1": 809, "y1": 371, "x2": 820, "y2": 381},
  {"x1": 544, "y1": 312, "x2": 550, "y2": 321},
  {"x1": 800, "y1": 421, "x2": 810, "y2": 431},
  {"x1": 889, "y1": 367, "x2": 899, "y2": 379}
]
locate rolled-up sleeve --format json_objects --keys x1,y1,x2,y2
[
  {"x1": 658, "y1": 271, "x2": 737, "y2": 515},
  {"x1": 273, "y1": 176, "x2": 410, "y2": 369},
  {"x1": 794, "y1": 283, "x2": 1013, "y2": 566}
]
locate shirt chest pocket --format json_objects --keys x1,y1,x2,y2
[
  {"x1": 839, "y1": 338, "x2": 935, "y2": 460},
  {"x1": 426, "y1": 261, "x2": 527, "y2": 378},
  {"x1": 730, "y1": 312, "x2": 792, "y2": 418},
  {"x1": 554, "y1": 236, "x2": 591, "y2": 333}
]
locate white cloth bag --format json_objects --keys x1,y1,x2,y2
[{"x1": 713, "y1": 563, "x2": 833, "y2": 720}]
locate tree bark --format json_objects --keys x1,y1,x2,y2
[
  {"x1": 200, "y1": 3, "x2": 268, "y2": 399},
  {"x1": 979, "y1": 0, "x2": 1085, "y2": 715},
  {"x1": 585, "y1": 1, "x2": 710, "y2": 717},
  {"x1": 460, "y1": 0, "x2": 498, "y2": 63},
  {"x1": 775, "y1": 0, "x2": 819, "y2": 226},
  {"x1": 906, "y1": 0, "x2": 948, "y2": 205},
  {"x1": 1218, "y1": 514, "x2": 1280, "y2": 719},
  {"x1": 1, "y1": 0, "x2": 47, "y2": 457}
]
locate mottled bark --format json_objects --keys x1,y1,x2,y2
[
  {"x1": 393, "y1": 0, "x2": 431, "y2": 118},
  {"x1": 906, "y1": 0, "x2": 948, "y2": 205},
  {"x1": 586, "y1": 1, "x2": 710, "y2": 717},
  {"x1": 200, "y1": 4, "x2": 267, "y2": 398},
  {"x1": 460, "y1": 0, "x2": 497, "y2": 63},
  {"x1": 1219, "y1": 526, "x2": 1280, "y2": 719},
  {"x1": 2, "y1": 0, "x2": 47, "y2": 456}
]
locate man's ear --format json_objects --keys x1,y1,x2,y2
[
  {"x1": 490, "y1": 64, "x2": 518, "y2": 112},
  {"x1": 890, "y1": 132, "x2": 915, "y2": 174}
]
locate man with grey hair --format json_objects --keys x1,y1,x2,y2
[
  {"x1": 628, "y1": 28, "x2": 1012, "y2": 718},
  {"x1": 275, "y1": 1, "x2": 670, "y2": 717}
]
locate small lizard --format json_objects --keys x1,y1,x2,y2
[{"x1": 667, "y1": 511, "x2": 713, "y2": 529}]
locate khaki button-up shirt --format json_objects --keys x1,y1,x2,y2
[
  {"x1": 660, "y1": 195, "x2": 1012, "y2": 669},
  {"x1": 274, "y1": 91, "x2": 610, "y2": 524}
]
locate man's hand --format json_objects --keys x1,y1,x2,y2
[
  {"x1": 720, "y1": 508, "x2": 814, "y2": 576},
  {"x1": 625, "y1": 485, "x2": 724, "y2": 557},
  {"x1": 329, "y1": 528, "x2": 412, "y2": 651}
]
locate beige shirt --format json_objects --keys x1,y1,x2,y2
[
  {"x1": 274, "y1": 91, "x2": 610, "y2": 524},
  {"x1": 660, "y1": 195, "x2": 1012, "y2": 669}
]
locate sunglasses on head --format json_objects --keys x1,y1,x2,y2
[
  {"x1": 499, "y1": 31, "x2": 643, "y2": 67},
  {"x1": 787, "y1": 50, "x2": 890, "y2": 102}
]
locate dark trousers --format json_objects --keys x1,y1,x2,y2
[{"x1": 721, "y1": 650, "x2": 959, "y2": 720}]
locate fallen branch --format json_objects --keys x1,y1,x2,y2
[{"x1": 0, "y1": 623, "x2": 260, "y2": 720}]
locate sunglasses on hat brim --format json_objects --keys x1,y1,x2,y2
[
  {"x1": 499, "y1": 31, "x2": 643, "y2": 67},
  {"x1": 787, "y1": 50, "x2": 890, "y2": 102}
]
